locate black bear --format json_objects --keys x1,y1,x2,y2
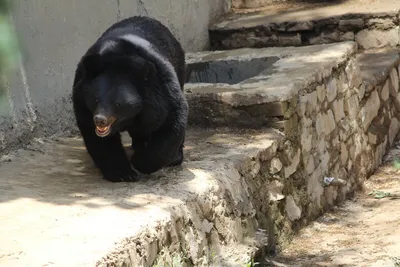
[{"x1": 72, "y1": 16, "x2": 188, "y2": 182}]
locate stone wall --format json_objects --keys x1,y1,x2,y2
[
  {"x1": 242, "y1": 49, "x2": 400, "y2": 251},
  {"x1": 210, "y1": 11, "x2": 400, "y2": 50}
]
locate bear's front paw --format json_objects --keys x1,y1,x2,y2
[{"x1": 103, "y1": 169, "x2": 139, "y2": 183}]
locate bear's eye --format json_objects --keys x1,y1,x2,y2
[{"x1": 116, "y1": 103, "x2": 120, "y2": 108}]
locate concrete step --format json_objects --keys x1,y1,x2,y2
[
  {"x1": 185, "y1": 41, "x2": 357, "y2": 131},
  {"x1": 209, "y1": 0, "x2": 400, "y2": 50}
]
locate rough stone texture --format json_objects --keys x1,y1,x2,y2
[
  {"x1": 0, "y1": 0, "x2": 231, "y2": 156},
  {"x1": 355, "y1": 27, "x2": 400, "y2": 49},
  {"x1": 0, "y1": 128, "x2": 284, "y2": 267},
  {"x1": 209, "y1": 0, "x2": 400, "y2": 50}
]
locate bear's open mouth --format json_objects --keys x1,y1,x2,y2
[{"x1": 95, "y1": 125, "x2": 112, "y2": 137}]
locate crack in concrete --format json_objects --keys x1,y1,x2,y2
[
  {"x1": 138, "y1": 0, "x2": 149, "y2": 16},
  {"x1": 116, "y1": 0, "x2": 121, "y2": 21}
]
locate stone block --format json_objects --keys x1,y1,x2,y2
[
  {"x1": 269, "y1": 180, "x2": 285, "y2": 202},
  {"x1": 301, "y1": 126, "x2": 313, "y2": 153},
  {"x1": 278, "y1": 33, "x2": 302, "y2": 46},
  {"x1": 389, "y1": 118, "x2": 400, "y2": 146},
  {"x1": 344, "y1": 94, "x2": 359, "y2": 119},
  {"x1": 287, "y1": 21, "x2": 314, "y2": 32},
  {"x1": 381, "y1": 79, "x2": 390, "y2": 101},
  {"x1": 305, "y1": 155, "x2": 315, "y2": 175},
  {"x1": 345, "y1": 59, "x2": 362, "y2": 88},
  {"x1": 339, "y1": 19, "x2": 364, "y2": 31},
  {"x1": 340, "y1": 31, "x2": 355, "y2": 41},
  {"x1": 389, "y1": 68, "x2": 399, "y2": 97},
  {"x1": 341, "y1": 142, "x2": 348, "y2": 165},
  {"x1": 270, "y1": 157, "x2": 283, "y2": 174},
  {"x1": 337, "y1": 73, "x2": 349, "y2": 94},
  {"x1": 368, "y1": 132, "x2": 378, "y2": 145},
  {"x1": 367, "y1": 18, "x2": 396, "y2": 30},
  {"x1": 309, "y1": 30, "x2": 340, "y2": 45},
  {"x1": 320, "y1": 151, "x2": 330, "y2": 172},
  {"x1": 299, "y1": 91, "x2": 318, "y2": 116},
  {"x1": 356, "y1": 27, "x2": 400, "y2": 49},
  {"x1": 316, "y1": 110, "x2": 336, "y2": 136},
  {"x1": 360, "y1": 90, "x2": 381, "y2": 131},
  {"x1": 307, "y1": 164, "x2": 324, "y2": 208},
  {"x1": 333, "y1": 99, "x2": 345, "y2": 122},
  {"x1": 374, "y1": 138, "x2": 387, "y2": 168},
  {"x1": 316, "y1": 84, "x2": 326, "y2": 103},
  {"x1": 326, "y1": 77, "x2": 338, "y2": 102},
  {"x1": 285, "y1": 195, "x2": 302, "y2": 221},
  {"x1": 358, "y1": 83, "x2": 366, "y2": 100},
  {"x1": 284, "y1": 149, "x2": 301, "y2": 178}
]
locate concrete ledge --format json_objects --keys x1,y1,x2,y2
[
  {"x1": 209, "y1": 0, "x2": 400, "y2": 50},
  {"x1": 185, "y1": 41, "x2": 357, "y2": 128},
  {"x1": 0, "y1": 128, "x2": 284, "y2": 267}
]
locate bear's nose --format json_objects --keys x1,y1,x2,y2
[{"x1": 94, "y1": 115, "x2": 108, "y2": 127}]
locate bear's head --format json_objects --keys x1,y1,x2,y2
[{"x1": 78, "y1": 51, "x2": 156, "y2": 137}]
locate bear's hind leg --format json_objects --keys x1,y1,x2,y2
[{"x1": 131, "y1": 124, "x2": 185, "y2": 174}]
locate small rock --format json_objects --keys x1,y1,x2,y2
[
  {"x1": 368, "y1": 132, "x2": 378, "y2": 145},
  {"x1": 285, "y1": 195, "x2": 302, "y2": 221},
  {"x1": 333, "y1": 99, "x2": 345, "y2": 122},
  {"x1": 340, "y1": 143, "x2": 348, "y2": 165},
  {"x1": 326, "y1": 77, "x2": 338, "y2": 102},
  {"x1": 326, "y1": 109, "x2": 336, "y2": 134},
  {"x1": 356, "y1": 27, "x2": 400, "y2": 49},
  {"x1": 345, "y1": 59, "x2": 362, "y2": 88},
  {"x1": 389, "y1": 118, "x2": 400, "y2": 145},
  {"x1": 360, "y1": 90, "x2": 381, "y2": 131},
  {"x1": 320, "y1": 30, "x2": 340, "y2": 43},
  {"x1": 287, "y1": 21, "x2": 313, "y2": 32},
  {"x1": 381, "y1": 79, "x2": 390, "y2": 101},
  {"x1": 389, "y1": 68, "x2": 399, "y2": 96},
  {"x1": 269, "y1": 180, "x2": 285, "y2": 202},
  {"x1": 278, "y1": 33, "x2": 301, "y2": 46},
  {"x1": 201, "y1": 219, "x2": 214, "y2": 234},
  {"x1": 339, "y1": 19, "x2": 364, "y2": 31},
  {"x1": 284, "y1": 149, "x2": 301, "y2": 178},
  {"x1": 340, "y1": 31, "x2": 355, "y2": 41},
  {"x1": 316, "y1": 84, "x2": 326, "y2": 102},
  {"x1": 344, "y1": 94, "x2": 359, "y2": 119},
  {"x1": 367, "y1": 18, "x2": 395, "y2": 30},
  {"x1": 305, "y1": 155, "x2": 315, "y2": 175},
  {"x1": 358, "y1": 83, "x2": 366, "y2": 100},
  {"x1": 270, "y1": 157, "x2": 283, "y2": 174}
]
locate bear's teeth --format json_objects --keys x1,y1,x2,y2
[{"x1": 95, "y1": 126, "x2": 111, "y2": 137}]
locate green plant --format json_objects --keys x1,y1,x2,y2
[{"x1": 244, "y1": 258, "x2": 260, "y2": 267}]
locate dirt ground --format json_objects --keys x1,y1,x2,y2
[{"x1": 264, "y1": 140, "x2": 400, "y2": 267}]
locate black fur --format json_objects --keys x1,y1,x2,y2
[{"x1": 72, "y1": 16, "x2": 188, "y2": 182}]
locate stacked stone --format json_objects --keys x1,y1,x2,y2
[
  {"x1": 210, "y1": 12, "x2": 400, "y2": 50},
  {"x1": 256, "y1": 51, "x2": 400, "y2": 244}
]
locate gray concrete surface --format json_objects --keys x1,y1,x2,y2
[{"x1": 0, "y1": 0, "x2": 230, "y2": 154}]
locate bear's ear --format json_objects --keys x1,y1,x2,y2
[{"x1": 80, "y1": 53, "x2": 104, "y2": 79}]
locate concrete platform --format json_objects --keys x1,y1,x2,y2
[
  {"x1": 0, "y1": 128, "x2": 282, "y2": 267},
  {"x1": 185, "y1": 41, "x2": 356, "y2": 127}
]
